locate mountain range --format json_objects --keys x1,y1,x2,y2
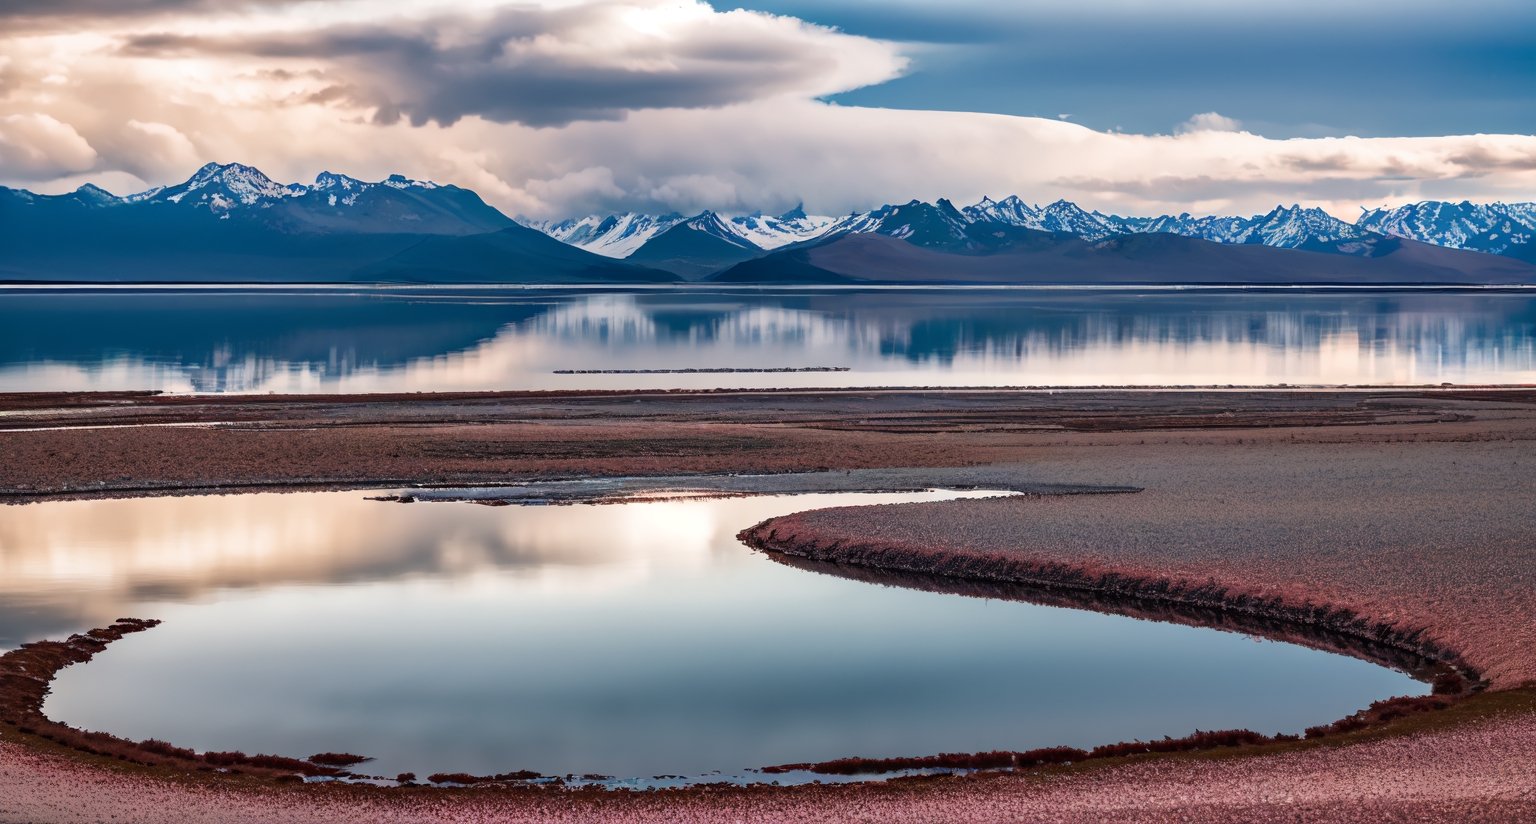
[
  {"x1": 0, "y1": 163, "x2": 671, "y2": 283},
  {"x1": 547, "y1": 196, "x2": 1536, "y2": 261},
  {"x1": 2, "y1": 162, "x2": 1534, "y2": 285}
]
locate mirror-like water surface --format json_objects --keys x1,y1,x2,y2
[
  {"x1": 1, "y1": 289, "x2": 1534, "y2": 392},
  {"x1": 1, "y1": 489, "x2": 1423, "y2": 781}
]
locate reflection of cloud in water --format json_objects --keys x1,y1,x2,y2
[
  {"x1": 1, "y1": 294, "x2": 1534, "y2": 392},
  {"x1": 0, "y1": 491, "x2": 741, "y2": 645},
  {"x1": 0, "y1": 357, "x2": 198, "y2": 393}
]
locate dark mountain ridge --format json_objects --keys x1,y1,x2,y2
[
  {"x1": 5, "y1": 164, "x2": 1534, "y2": 285},
  {"x1": 624, "y1": 211, "x2": 764, "y2": 279},
  {"x1": 714, "y1": 228, "x2": 1536, "y2": 286},
  {"x1": 0, "y1": 163, "x2": 670, "y2": 283}
]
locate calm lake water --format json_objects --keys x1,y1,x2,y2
[
  {"x1": 2, "y1": 489, "x2": 1423, "y2": 782},
  {"x1": 1, "y1": 288, "x2": 1534, "y2": 391}
]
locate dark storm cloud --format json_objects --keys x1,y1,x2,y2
[{"x1": 119, "y1": 4, "x2": 898, "y2": 128}]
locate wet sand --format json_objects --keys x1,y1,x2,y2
[
  {"x1": 0, "y1": 388, "x2": 1523, "y2": 501},
  {"x1": 4, "y1": 694, "x2": 1534, "y2": 823},
  {"x1": 2, "y1": 388, "x2": 1534, "y2": 821}
]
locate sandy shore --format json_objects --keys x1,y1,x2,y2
[
  {"x1": 1, "y1": 388, "x2": 1526, "y2": 500},
  {"x1": 744, "y1": 431, "x2": 1536, "y2": 688},
  {"x1": 4, "y1": 693, "x2": 1533, "y2": 823},
  {"x1": 2, "y1": 388, "x2": 1534, "y2": 821}
]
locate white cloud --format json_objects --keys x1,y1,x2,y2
[
  {"x1": 100, "y1": 119, "x2": 201, "y2": 178},
  {"x1": 116, "y1": 0, "x2": 908, "y2": 127},
  {"x1": 524, "y1": 165, "x2": 625, "y2": 214},
  {"x1": 0, "y1": 113, "x2": 97, "y2": 180},
  {"x1": 1177, "y1": 112, "x2": 1243, "y2": 134},
  {"x1": 1, "y1": 1, "x2": 1534, "y2": 221}
]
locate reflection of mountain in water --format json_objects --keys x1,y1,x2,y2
[
  {"x1": 2, "y1": 291, "x2": 1535, "y2": 391},
  {"x1": 0, "y1": 293, "x2": 535, "y2": 392}
]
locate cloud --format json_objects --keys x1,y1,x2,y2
[
  {"x1": 524, "y1": 165, "x2": 626, "y2": 213},
  {"x1": 457, "y1": 103, "x2": 1536, "y2": 219},
  {"x1": 1177, "y1": 112, "x2": 1242, "y2": 134},
  {"x1": 119, "y1": 0, "x2": 908, "y2": 127},
  {"x1": 0, "y1": 0, "x2": 300, "y2": 21},
  {"x1": 0, "y1": 113, "x2": 98, "y2": 180},
  {"x1": 2, "y1": 0, "x2": 1534, "y2": 221}
]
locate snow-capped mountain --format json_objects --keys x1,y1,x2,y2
[
  {"x1": 20, "y1": 162, "x2": 509, "y2": 235},
  {"x1": 725, "y1": 206, "x2": 836, "y2": 249},
  {"x1": 1357, "y1": 201, "x2": 1536, "y2": 255},
  {"x1": 136, "y1": 162, "x2": 303, "y2": 211},
  {"x1": 0, "y1": 162, "x2": 671, "y2": 282},
  {"x1": 820, "y1": 199, "x2": 974, "y2": 248},
  {"x1": 8, "y1": 161, "x2": 1535, "y2": 283},
  {"x1": 668, "y1": 211, "x2": 760, "y2": 250},
  {"x1": 963, "y1": 195, "x2": 1043, "y2": 228},
  {"x1": 531, "y1": 205, "x2": 833, "y2": 258},
  {"x1": 529, "y1": 212, "x2": 685, "y2": 258},
  {"x1": 961, "y1": 200, "x2": 1363, "y2": 248},
  {"x1": 624, "y1": 210, "x2": 769, "y2": 279},
  {"x1": 1228, "y1": 205, "x2": 1365, "y2": 248},
  {"x1": 459, "y1": 186, "x2": 1536, "y2": 264},
  {"x1": 909, "y1": 196, "x2": 1121, "y2": 240},
  {"x1": 1034, "y1": 200, "x2": 1123, "y2": 240}
]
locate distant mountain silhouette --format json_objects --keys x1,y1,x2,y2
[
  {"x1": 0, "y1": 163, "x2": 670, "y2": 283},
  {"x1": 713, "y1": 229, "x2": 1536, "y2": 285},
  {"x1": 5, "y1": 164, "x2": 1534, "y2": 284},
  {"x1": 625, "y1": 212, "x2": 765, "y2": 279}
]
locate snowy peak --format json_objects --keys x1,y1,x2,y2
[
  {"x1": 150, "y1": 162, "x2": 294, "y2": 211},
  {"x1": 0, "y1": 162, "x2": 513, "y2": 237},
  {"x1": 528, "y1": 212, "x2": 685, "y2": 258},
  {"x1": 384, "y1": 173, "x2": 438, "y2": 190},
  {"x1": 777, "y1": 204, "x2": 808, "y2": 221},
  {"x1": 312, "y1": 171, "x2": 366, "y2": 191},
  {"x1": 839, "y1": 199, "x2": 973, "y2": 248},
  {"x1": 726, "y1": 207, "x2": 834, "y2": 250},
  {"x1": 1038, "y1": 199, "x2": 1120, "y2": 240},
  {"x1": 1101, "y1": 205, "x2": 1361, "y2": 248},
  {"x1": 532, "y1": 205, "x2": 835, "y2": 257},
  {"x1": 1236, "y1": 204, "x2": 1363, "y2": 248},
  {"x1": 964, "y1": 195, "x2": 1043, "y2": 229},
  {"x1": 161, "y1": 161, "x2": 297, "y2": 210},
  {"x1": 130, "y1": 163, "x2": 448, "y2": 214},
  {"x1": 305, "y1": 170, "x2": 440, "y2": 207},
  {"x1": 1358, "y1": 200, "x2": 1536, "y2": 254},
  {"x1": 71, "y1": 183, "x2": 121, "y2": 205},
  {"x1": 678, "y1": 211, "x2": 758, "y2": 249}
]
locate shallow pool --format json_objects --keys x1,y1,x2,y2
[{"x1": 0, "y1": 488, "x2": 1425, "y2": 781}]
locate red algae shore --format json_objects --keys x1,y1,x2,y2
[
  {"x1": 741, "y1": 435, "x2": 1536, "y2": 690},
  {"x1": 4, "y1": 693, "x2": 1535, "y2": 823},
  {"x1": 3, "y1": 388, "x2": 1535, "y2": 821},
  {"x1": 0, "y1": 388, "x2": 1521, "y2": 502}
]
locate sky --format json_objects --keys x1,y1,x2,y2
[{"x1": 1, "y1": 0, "x2": 1533, "y2": 220}]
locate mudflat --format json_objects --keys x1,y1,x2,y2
[
  {"x1": 0, "y1": 387, "x2": 1524, "y2": 499},
  {"x1": 2, "y1": 388, "x2": 1534, "y2": 822}
]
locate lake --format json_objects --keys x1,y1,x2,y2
[
  {"x1": 1, "y1": 287, "x2": 1534, "y2": 392},
  {"x1": 2, "y1": 488, "x2": 1424, "y2": 784}
]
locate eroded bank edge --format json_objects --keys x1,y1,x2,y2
[{"x1": 737, "y1": 513, "x2": 1484, "y2": 775}]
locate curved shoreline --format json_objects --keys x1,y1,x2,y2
[
  {"x1": 0, "y1": 596, "x2": 1467, "y2": 794},
  {"x1": 2, "y1": 388, "x2": 1534, "y2": 821},
  {"x1": 0, "y1": 511, "x2": 1474, "y2": 794},
  {"x1": 740, "y1": 526, "x2": 1479, "y2": 694},
  {"x1": 763, "y1": 552, "x2": 1471, "y2": 695}
]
